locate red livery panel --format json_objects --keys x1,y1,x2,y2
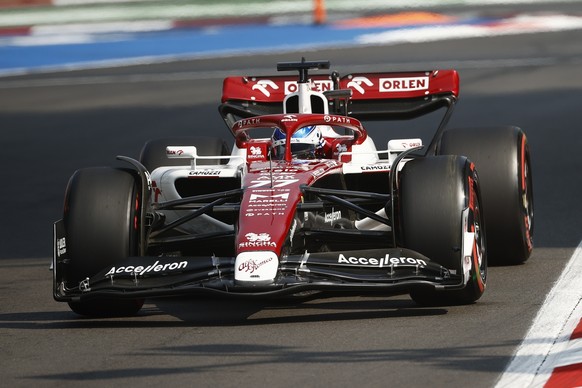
[
  {"x1": 222, "y1": 70, "x2": 459, "y2": 103},
  {"x1": 222, "y1": 75, "x2": 333, "y2": 103},
  {"x1": 236, "y1": 161, "x2": 341, "y2": 255},
  {"x1": 340, "y1": 70, "x2": 459, "y2": 100}
]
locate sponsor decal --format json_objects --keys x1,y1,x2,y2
[
  {"x1": 246, "y1": 232, "x2": 271, "y2": 242},
  {"x1": 261, "y1": 171, "x2": 296, "y2": 177},
  {"x1": 311, "y1": 167, "x2": 326, "y2": 177},
  {"x1": 235, "y1": 251, "x2": 279, "y2": 282},
  {"x1": 337, "y1": 253, "x2": 426, "y2": 267},
  {"x1": 281, "y1": 114, "x2": 298, "y2": 122},
  {"x1": 324, "y1": 160, "x2": 340, "y2": 168},
  {"x1": 324, "y1": 115, "x2": 351, "y2": 124},
  {"x1": 379, "y1": 77, "x2": 429, "y2": 92},
  {"x1": 238, "y1": 118, "x2": 261, "y2": 128},
  {"x1": 324, "y1": 210, "x2": 342, "y2": 224},
  {"x1": 56, "y1": 237, "x2": 66, "y2": 257},
  {"x1": 239, "y1": 232, "x2": 277, "y2": 248},
  {"x1": 247, "y1": 203, "x2": 287, "y2": 208},
  {"x1": 250, "y1": 146, "x2": 263, "y2": 156},
  {"x1": 252, "y1": 79, "x2": 279, "y2": 97},
  {"x1": 248, "y1": 178, "x2": 299, "y2": 188},
  {"x1": 249, "y1": 193, "x2": 290, "y2": 202},
  {"x1": 347, "y1": 76, "x2": 374, "y2": 94},
  {"x1": 244, "y1": 212, "x2": 285, "y2": 217},
  {"x1": 166, "y1": 149, "x2": 184, "y2": 156},
  {"x1": 104, "y1": 260, "x2": 188, "y2": 277},
  {"x1": 247, "y1": 145, "x2": 265, "y2": 160},
  {"x1": 336, "y1": 143, "x2": 348, "y2": 153},
  {"x1": 403, "y1": 140, "x2": 422, "y2": 148},
  {"x1": 390, "y1": 140, "x2": 422, "y2": 150},
  {"x1": 270, "y1": 168, "x2": 299, "y2": 173},
  {"x1": 188, "y1": 170, "x2": 221, "y2": 177},
  {"x1": 238, "y1": 257, "x2": 274, "y2": 273},
  {"x1": 246, "y1": 192, "x2": 289, "y2": 217},
  {"x1": 166, "y1": 146, "x2": 197, "y2": 158},
  {"x1": 284, "y1": 80, "x2": 333, "y2": 94},
  {"x1": 249, "y1": 188, "x2": 291, "y2": 192},
  {"x1": 388, "y1": 138, "x2": 423, "y2": 153},
  {"x1": 361, "y1": 164, "x2": 390, "y2": 171}
]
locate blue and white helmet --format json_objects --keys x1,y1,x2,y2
[{"x1": 271, "y1": 126, "x2": 323, "y2": 159}]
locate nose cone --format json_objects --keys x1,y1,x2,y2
[{"x1": 234, "y1": 251, "x2": 279, "y2": 285}]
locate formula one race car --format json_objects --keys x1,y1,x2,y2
[{"x1": 52, "y1": 59, "x2": 534, "y2": 317}]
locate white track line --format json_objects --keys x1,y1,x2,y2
[
  {"x1": 357, "y1": 14, "x2": 582, "y2": 45},
  {"x1": 495, "y1": 239, "x2": 582, "y2": 387}
]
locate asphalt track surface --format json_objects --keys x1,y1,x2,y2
[{"x1": 2, "y1": 11, "x2": 582, "y2": 388}]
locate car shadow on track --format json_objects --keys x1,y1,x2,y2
[
  {"x1": 0, "y1": 295, "x2": 448, "y2": 328},
  {"x1": 148, "y1": 294, "x2": 449, "y2": 326}
]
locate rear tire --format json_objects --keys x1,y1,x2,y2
[
  {"x1": 64, "y1": 167, "x2": 144, "y2": 317},
  {"x1": 398, "y1": 156, "x2": 487, "y2": 306},
  {"x1": 139, "y1": 136, "x2": 231, "y2": 172},
  {"x1": 438, "y1": 127, "x2": 533, "y2": 265}
]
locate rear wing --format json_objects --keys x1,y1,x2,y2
[{"x1": 219, "y1": 70, "x2": 459, "y2": 125}]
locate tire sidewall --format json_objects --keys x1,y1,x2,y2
[
  {"x1": 399, "y1": 155, "x2": 487, "y2": 304},
  {"x1": 438, "y1": 126, "x2": 533, "y2": 264},
  {"x1": 64, "y1": 167, "x2": 139, "y2": 284}
]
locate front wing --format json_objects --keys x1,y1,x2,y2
[{"x1": 54, "y1": 224, "x2": 466, "y2": 302}]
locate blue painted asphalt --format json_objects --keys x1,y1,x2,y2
[
  {"x1": 0, "y1": 23, "x2": 379, "y2": 73},
  {"x1": 0, "y1": 13, "x2": 516, "y2": 75}
]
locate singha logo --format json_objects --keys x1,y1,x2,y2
[
  {"x1": 245, "y1": 232, "x2": 271, "y2": 242},
  {"x1": 250, "y1": 146, "x2": 263, "y2": 156},
  {"x1": 336, "y1": 144, "x2": 348, "y2": 153},
  {"x1": 239, "y1": 232, "x2": 276, "y2": 249}
]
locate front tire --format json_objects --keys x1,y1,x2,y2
[
  {"x1": 398, "y1": 156, "x2": 487, "y2": 305},
  {"x1": 438, "y1": 126, "x2": 533, "y2": 265},
  {"x1": 64, "y1": 167, "x2": 144, "y2": 317}
]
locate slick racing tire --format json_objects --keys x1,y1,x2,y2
[
  {"x1": 139, "y1": 136, "x2": 231, "y2": 172},
  {"x1": 438, "y1": 127, "x2": 534, "y2": 265},
  {"x1": 399, "y1": 156, "x2": 487, "y2": 306},
  {"x1": 64, "y1": 167, "x2": 144, "y2": 317}
]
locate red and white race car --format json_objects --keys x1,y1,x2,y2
[{"x1": 52, "y1": 59, "x2": 534, "y2": 317}]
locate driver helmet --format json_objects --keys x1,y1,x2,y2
[{"x1": 271, "y1": 125, "x2": 324, "y2": 159}]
